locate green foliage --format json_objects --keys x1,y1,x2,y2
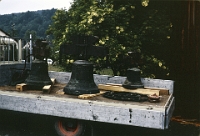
[
  {"x1": 0, "y1": 9, "x2": 56, "y2": 40},
  {"x1": 47, "y1": 0, "x2": 173, "y2": 78},
  {"x1": 24, "y1": 30, "x2": 37, "y2": 41},
  {"x1": 46, "y1": 9, "x2": 70, "y2": 64},
  {"x1": 48, "y1": 65, "x2": 66, "y2": 72},
  {"x1": 46, "y1": 9, "x2": 69, "y2": 47}
]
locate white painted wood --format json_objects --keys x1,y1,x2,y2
[
  {"x1": 0, "y1": 71, "x2": 175, "y2": 129},
  {"x1": 165, "y1": 96, "x2": 175, "y2": 129},
  {"x1": 0, "y1": 90, "x2": 170, "y2": 129}
]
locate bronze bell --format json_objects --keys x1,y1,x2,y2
[
  {"x1": 64, "y1": 60, "x2": 99, "y2": 95},
  {"x1": 25, "y1": 59, "x2": 52, "y2": 89},
  {"x1": 25, "y1": 39, "x2": 52, "y2": 89},
  {"x1": 122, "y1": 68, "x2": 144, "y2": 89}
]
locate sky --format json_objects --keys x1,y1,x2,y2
[{"x1": 0, "y1": 0, "x2": 73, "y2": 15}]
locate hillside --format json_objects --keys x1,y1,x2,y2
[{"x1": 0, "y1": 8, "x2": 56, "y2": 40}]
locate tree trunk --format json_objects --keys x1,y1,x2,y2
[{"x1": 170, "y1": 0, "x2": 200, "y2": 119}]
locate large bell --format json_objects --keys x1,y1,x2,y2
[
  {"x1": 25, "y1": 59, "x2": 52, "y2": 89},
  {"x1": 122, "y1": 68, "x2": 144, "y2": 89},
  {"x1": 64, "y1": 60, "x2": 99, "y2": 95}
]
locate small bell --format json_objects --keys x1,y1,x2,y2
[
  {"x1": 64, "y1": 60, "x2": 99, "y2": 95},
  {"x1": 122, "y1": 68, "x2": 144, "y2": 89}
]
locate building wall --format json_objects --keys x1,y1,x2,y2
[{"x1": 0, "y1": 30, "x2": 8, "y2": 37}]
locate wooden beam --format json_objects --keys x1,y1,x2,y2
[
  {"x1": 42, "y1": 85, "x2": 52, "y2": 93},
  {"x1": 43, "y1": 78, "x2": 56, "y2": 94},
  {"x1": 51, "y1": 78, "x2": 56, "y2": 84},
  {"x1": 78, "y1": 91, "x2": 105, "y2": 99},
  {"x1": 98, "y1": 84, "x2": 169, "y2": 96},
  {"x1": 16, "y1": 83, "x2": 27, "y2": 92}
]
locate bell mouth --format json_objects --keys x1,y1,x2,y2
[
  {"x1": 25, "y1": 79, "x2": 52, "y2": 90},
  {"x1": 25, "y1": 60, "x2": 52, "y2": 90},
  {"x1": 63, "y1": 60, "x2": 99, "y2": 95}
]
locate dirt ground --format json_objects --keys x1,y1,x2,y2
[{"x1": 0, "y1": 109, "x2": 199, "y2": 136}]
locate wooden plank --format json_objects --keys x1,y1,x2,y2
[
  {"x1": 43, "y1": 85, "x2": 52, "y2": 94},
  {"x1": 144, "y1": 87, "x2": 169, "y2": 95},
  {"x1": 43, "y1": 78, "x2": 56, "y2": 93},
  {"x1": 51, "y1": 78, "x2": 56, "y2": 85},
  {"x1": 106, "y1": 83, "x2": 122, "y2": 86},
  {"x1": 56, "y1": 89, "x2": 65, "y2": 95},
  {"x1": 78, "y1": 91, "x2": 105, "y2": 99},
  {"x1": 98, "y1": 84, "x2": 169, "y2": 96},
  {"x1": 16, "y1": 83, "x2": 27, "y2": 92},
  {"x1": 106, "y1": 83, "x2": 169, "y2": 94},
  {"x1": 105, "y1": 83, "x2": 169, "y2": 95}
]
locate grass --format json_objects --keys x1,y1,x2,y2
[
  {"x1": 48, "y1": 64, "x2": 114, "y2": 76},
  {"x1": 48, "y1": 65, "x2": 65, "y2": 72},
  {"x1": 94, "y1": 68, "x2": 114, "y2": 76}
]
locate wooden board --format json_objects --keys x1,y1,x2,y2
[
  {"x1": 16, "y1": 83, "x2": 27, "y2": 92},
  {"x1": 51, "y1": 78, "x2": 56, "y2": 84},
  {"x1": 144, "y1": 87, "x2": 169, "y2": 95},
  {"x1": 56, "y1": 89, "x2": 65, "y2": 95},
  {"x1": 98, "y1": 84, "x2": 169, "y2": 96},
  {"x1": 42, "y1": 85, "x2": 52, "y2": 93},
  {"x1": 43, "y1": 78, "x2": 56, "y2": 93},
  {"x1": 78, "y1": 91, "x2": 105, "y2": 99}
]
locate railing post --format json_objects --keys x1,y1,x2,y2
[
  {"x1": 8, "y1": 38, "x2": 10, "y2": 63},
  {"x1": 30, "y1": 34, "x2": 32, "y2": 69},
  {"x1": 18, "y1": 39, "x2": 22, "y2": 62}
]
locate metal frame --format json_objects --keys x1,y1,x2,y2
[{"x1": 0, "y1": 36, "x2": 21, "y2": 63}]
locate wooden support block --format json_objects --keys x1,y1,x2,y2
[
  {"x1": 43, "y1": 85, "x2": 52, "y2": 94},
  {"x1": 51, "y1": 78, "x2": 56, "y2": 85},
  {"x1": 98, "y1": 84, "x2": 169, "y2": 96},
  {"x1": 56, "y1": 89, "x2": 65, "y2": 95},
  {"x1": 78, "y1": 91, "x2": 105, "y2": 99},
  {"x1": 43, "y1": 78, "x2": 56, "y2": 94},
  {"x1": 144, "y1": 87, "x2": 169, "y2": 95},
  {"x1": 106, "y1": 83, "x2": 169, "y2": 95},
  {"x1": 16, "y1": 83, "x2": 27, "y2": 92}
]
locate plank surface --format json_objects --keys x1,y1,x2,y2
[
  {"x1": 42, "y1": 85, "x2": 52, "y2": 93},
  {"x1": 98, "y1": 84, "x2": 169, "y2": 95},
  {"x1": 51, "y1": 78, "x2": 56, "y2": 84},
  {"x1": 144, "y1": 87, "x2": 169, "y2": 95},
  {"x1": 78, "y1": 91, "x2": 105, "y2": 99},
  {"x1": 42, "y1": 78, "x2": 56, "y2": 93},
  {"x1": 16, "y1": 83, "x2": 27, "y2": 91}
]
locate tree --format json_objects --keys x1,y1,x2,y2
[
  {"x1": 24, "y1": 30, "x2": 37, "y2": 41},
  {"x1": 46, "y1": 9, "x2": 69, "y2": 64},
  {"x1": 0, "y1": 9, "x2": 56, "y2": 39},
  {"x1": 47, "y1": 0, "x2": 172, "y2": 78}
]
